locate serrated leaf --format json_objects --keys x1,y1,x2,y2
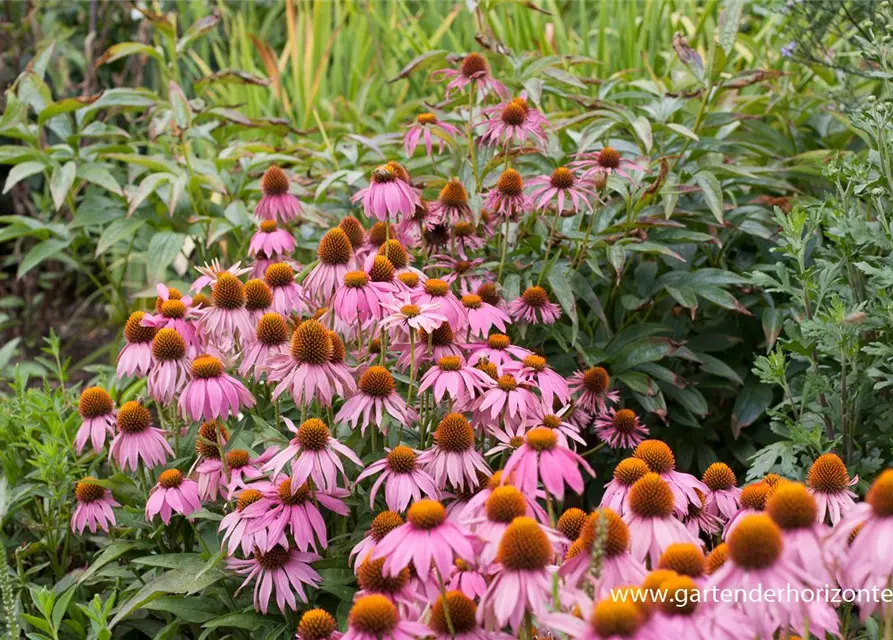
[
  {"x1": 49, "y1": 161, "x2": 76, "y2": 211},
  {"x1": 693, "y1": 170, "x2": 724, "y2": 223}
]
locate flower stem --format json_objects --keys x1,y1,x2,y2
[
  {"x1": 497, "y1": 215, "x2": 510, "y2": 282},
  {"x1": 537, "y1": 208, "x2": 561, "y2": 285},
  {"x1": 435, "y1": 568, "x2": 456, "y2": 637},
  {"x1": 467, "y1": 89, "x2": 480, "y2": 191}
]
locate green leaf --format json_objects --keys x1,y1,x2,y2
[
  {"x1": 176, "y1": 11, "x2": 221, "y2": 54},
  {"x1": 86, "y1": 89, "x2": 158, "y2": 114},
  {"x1": 610, "y1": 337, "x2": 675, "y2": 373},
  {"x1": 697, "y1": 353, "x2": 743, "y2": 384},
  {"x1": 168, "y1": 81, "x2": 192, "y2": 130},
  {"x1": 17, "y1": 238, "x2": 72, "y2": 279},
  {"x1": 662, "y1": 384, "x2": 708, "y2": 417},
  {"x1": 718, "y1": 0, "x2": 745, "y2": 55},
  {"x1": 664, "y1": 285, "x2": 698, "y2": 312},
  {"x1": 77, "y1": 163, "x2": 123, "y2": 196},
  {"x1": 201, "y1": 612, "x2": 267, "y2": 632},
  {"x1": 52, "y1": 587, "x2": 76, "y2": 630},
  {"x1": 547, "y1": 267, "x2": 577, "y2": 325},
  {"x1": 78, "y1": 542, "x2": 145, "y2": 585},
  {"x1": 142, "y1": 596, "x2": 218, "y2": 624},
  {"x1": 49, "y1": 161, "x2": 76, "y2": 211},
  {"x1": 693, "y1": 170, "x2": 724, "y2": 223},
  {"x1": 666, "y1": 123, "x2": 699, "y2": 141},
  {"x1": 731, "y1": 377, "x2": 774, "y2": 437},
  {"x1": 95, "y1": 42, "x2": 164, "y2": 68},
  {"x1": 128, "y1": 172, "x2": 174, "y2": 216},
  {"x1": 697, "y1": 285, "x2": 751, "y2": 315},
  {"x1": 3, "y1": 161, "x2": 46, "y2": 194},
  {"x1": 632, "y1": 116, "x2": 653, "y2": 153},
  {"x1": 95, "y1": 218, "x2": 144, "y2": 257},
  {"x1": 38, "y1": 95, "x2": 101, "y2": 125}
]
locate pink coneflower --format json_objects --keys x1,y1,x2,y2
[
  {"x1": 334, "y1": 270, "x2": 392, "y2": 326},
  {"x1": 418, "y1": 413, "x2": 490, "y2": 491},
  {"x1": 342, "y1": 594, "x2": 428, "y2": 640},
  {"x1": 335, "y1": 366, "x2": 414, "y2": 435},
  {"x1": 142, "y1": 283, "x2": 201, "y2": 351},
  {"x1": 304, "y1": 228, "x2": 356, "y2": 302},
  {"x1": 429, "y1": 255, "x2": 487, "y2": 289},
  {"x1": 250, "y1": 220, "x2": 295, "y2": 258},
  {"x1": 623, "y1": 473, "x2": 701, "y2": 566},
  {"x1": 507, "y1": 286, "x2": 562, "y2": 325},
  {"x1": 238, "y1": 312, "x2": 290, "y2": 380},
  {"x1": 502, "y1": 427, "x2": 594, "y2": 501},
  {"x1": 147, "y1": 328, "x2": 190, "y2": 404},
  {"x1": 191, "y1": 420, "x2": 230, "y2": 501},
  {"x1": 600, "y1": 457, "x2": 651, "y2": 516},
  {"x1": 404, "y1": 112, "x2": 461, "y2": 157},
  {"x1": 264, "y1": 262, "x2": 304, "y2": 316},
  {"x1": 594, "y1": 408, "x2": 649, "y2": 449},
  {"x1": 268, "y1": 319, "x2": 355, "y2": 408},
  {"x1": 265, "y1": 417, "x2": 362, "y2": 492},
  {"x1": 191, "y1": 259, "x2": 253, "y2": 294},
  {"x1": 807, "y1": 452, "x2": 859, "y2": 525},
  {"x1": 462, "y1": 484, "x2": 544, "y2": 565},
  {"x1": 373, "y1": 499, "x2": 473, "y2": 581},
  {"x1": 431, "y1": 52, "x2": 509, "y2": 99},
  {"x1": 71, "y1": 477, "x2": 119, "y2": 534},
  {"x1": 459, "y1": 470, "x2": 548, "y2": 524},
  {"x1": 447, "y1": 221, "x2": 482, "y2": 257},
  {"x1": 430, "y1": 591, "x2": 507, "y2": 640},
  {"x1": 521, "y1": 406, "x2": 586, "y2": 448},
  {"x1": 117, "y1": 311, "x2": 156, "y2": 378},
  {"x1": 418, "y1": 356, "x2": 494, "y2": 405},
  {"x1": 428, "y1": 179, "x2": 473, "y2": 227},
  {"x1": 460, "y1": 294, "x2": 509, "y2": 338},
  {"x1": 507, "y1": 354, "x2": 570, "y2": 408},
  {"x1": 568, "y1": 366, "x2": 620, "y2": 415},
  {"x1": 473, "y1": 373, "x2": 539, "y2": 428},
  {"x1": 466, "y1": 333, "x2": 530, "y2": 367},
  {"x1": 527, "y1": 166, "x2": 596, "y2": 213},
  {"x1": 478, "y1": 517, "x2": 554, "y2": 632},
  {"x1": 633, "y1": 440, "x2": 707, "y2": 517},
  {"x1": 242, "y1": 477, "x2": 349, "y2": 552},
  {"x1": 145, "y1": 469, "x2": 201, "y2": 524},
  {"x1": 478, "y1": 96, "x2": 548, "y2": 149},
  {"x1": 412, "y1": 278, "x2": 466, "y2": 331},
  {"x1": 255, "y1": 165, "x2": 303, "y2": 223},
  {"x1": 448, "y1": 559, "x2": 488, "y2": 601},
  {"x1": 75, "y1": 387, "x2": 116, "y2": 454},
  {"x1": 379, "y1": 295, "x2": 447, "y2": 340},
  {"x1": 683, "y1": 488, "x2": 723, "y2": 537},
  {"x1": 350, "y1": 511, "x2": 405, "y2": 571},
  {"x1": 356, "y1": 446, "x2": 439, "y2": 512},
  {"x1": 178, "y1": 355, "x2": 255, "y2": 422},
  {"x1": 351, "y1": 162, "x2": 420, "y2": 222},
  {"x1": 701, "y1": 462, "x2": 742, "y2": 520},
  {"x1": 394, "y1": 321, "x2": 464, "y2": 371},
  {"x1": 539, "y1": 591, "x2": 658, "y2": 640},
  {"x1": 766, "y1": 482, "x2": 835, "y2": 586},
  {"x1": 228, "y1": 544, "x2": 321, "y2": 614},
  {"x1": 199, "y1": 272, "x2": 255, "y2": 352},
  {"x1": 297, "y1": 609, "x2": 342, "y2": 640},
  {"x1": 646, "y1": 574, "x2": 756, "y2": 640},
  {"x1": 355, "y1": 551, "x2": 422, "y2": 614},
  {"x1": 219, "y1": 488, "x2": 281, "y2": 557},
  {"x1": 707, "y1": 514, "x2": 839, "y2": 638},
  {"x1": 109, "y1": 401, "x2": 172, "y2": 471},
  {"x1": 243, "y1": 278, "x2": 274, "y2": 325},
  {"x1": 559, "y1": 509, "x2": 646, "y2": 596},
  {"x1": 220, "y1": 448, "x2": 276, "y2": 498},
  {"x1": 483, "y1": 168, "x2": 530, "y2": 219},
  {"x1": 722, "y1": 481, "x2": 773, "y2": 537},
  {"x1": 571, "y1": 145, "x2": 646, "y2": 185}
]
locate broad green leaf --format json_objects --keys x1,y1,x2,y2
[
  {"x1": 697, "y1": 353, "x2": 743, "y2": 384},
  {"x1": 547, "y1": 267, "x2": 577, "y2": 325},
  {"x1": 17, "y1": 238, "x2": 72, "y2": 279},
  {"x1": 168, "y1": 81, "x2": 192, "y2": 130},
  {"x1": 95, "y1": 218, "x2": 144, "y2": 257},
  {"x1": 38, "y1": 95, "x2": 101, "y2": 125},
  {"x1": 666, "y1": 123, "x2": 699, "y2": 141},
  {"x1": 697, "y1": 285, "x2": 751, "y2": 315},
  {"x1": 718, "y1": 0, "x2": 745, "y2": 55},
  {"x1": 85, "y1": 89, "x2": 158, "y2": 114},
  {"x1": 201, "y1": 612, "x2": 267, "y2": 632},
  {"x1": 662, "y1": 384, "x2": 709, "y2": 417},
  {"x1": 52, "y1": 587, "x2": 75, "y2": 630},
  {"x1": 49, "y1": 161, "x2": 76, "y2": 211},
  {"x1": 610, "y1": 337, "x2": 675, "y2": 373},
  {"x1": 128, "y1": 172, "x2": 174, "y2": 216},
  {"x1": 95, "y1": 42, "x2": 164, "y2": 67},
  {"x1": 731, "y1": 377, "x2": 773, "y2": 437},
  {"x1": 664, "y1": 285, "x2": 698, "y2": 312},
  {"x1": 77, "y1": 542, "x2": 145, "y2": 585},
  {"x1": 77, "y1": 163, "x2": 123, "y2": 196},
  {"x1": 3, "y1": 161, "x2": 46, "y2": 194},
  {"x1": 632, "y1": 116, "x2": 653, "y2": 153},
  {"x1": 176, "y1": 11, "x2": 221, "y2": 54},
  {"x1": 693, "y1": 171, "x2": 724, "y2": 223}
]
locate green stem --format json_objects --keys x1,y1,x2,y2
[
  {"x1": 435, "y1": 568, "x2": 456, "y2": 638},
  {"x1": 466, "y1": 89, "x2": 480, "y2": 191},
  {"x1": 496, "y1": 215, "x2": 510, "y2": 282},
  {"x1": 537, "y1": 208, "x2": 561, "y2": 285}
]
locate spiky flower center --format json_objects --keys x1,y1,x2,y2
[
  {"x1": 521, "y1": 285, "x2": 548, "y2": 308},
  {"x1": 79, "y1": 387, "x2": 113, "y2": 418},
  {"x1": 476, "y1": 360, "x2": 499, "y2": 380},
  {"x1": 227, "y1": 449, "x2": 250, "y2": 469},
  {"x1": 487, "y1": 470, "x2": 505, "y2": 490},
  {"x1": 158, "y1": 469, "x2": 183, "y2": 489},
  {"x1": 256, "y1": 313, "x2": 288, "y2": 346},
  {"x1": 437, "y1": 356, "x2": 462, "y2": 372},
  {"x1": 358, "y1": 554, "x2": 410, "y2": 594},
  {"x1": 705, "y1": 543, "x2": 728, "y2": 575},
  {"x1": 497, "y1": 168, "x2": 524, "y2": 197},
  {"x1": 406, "y1": 499, "x2": 446, "y2": 530},
  {"x1": 598, "y1": 146, "x2": 621, "y2": 169},
  {"x1": 191, "y1": 293, "x2": 210, "y2": 307},
  {"x1": 152, "y1": 328, "x2": 186, "y2": 361},
  {"x1": 767, "y1": 482, "x2": 817, "y2": 530},
  {"x1": 867, "y1": 469, "x2": 893, "y2": 517},
  {"x1": 359, "y1": 366, "x2": 395, "y2": 397},
  {"x1": 523, "y1": 355, "x2": 546, "y2": 372},
  {"x1": 487, "y1": 334, "x2": 511, "y2": 350},
  {"x1": 191, "y1": 355, "x2": 224, "y2": 379},
  {"x1": 397, "y1": 272, "x2": 419, "y2": 288},
  {"x1": 431, "y1": 591, "x2": 477, "y2": 634},
  {"x1": 658, "y1": 543, "x2": 706, "y2": 577},
  {"x1": 124, "y1": 311, "x2": 156, "y2": 343},
  {"x1": 264, "y1": 263, "x2": 295, "y2": 289},
  {"x1": 75, "y1": 478, "x2": 105, "y2": 503},
  {"x1": 400, "y1": 304, "x2": 421, "y2": 318},
  {"x1": 317, "y1": 228, "x2": 353, "y2": 265},
  {"x1": 212, "y1": 273, "x2": 246, "y2": 310},
  {"x1": 454, "y1": 221, "x2": 475, "y2": 237},
  {"x1": 629, "y1": 473, "x2": 675, "y2": 518},
  {"x1": 296, "y1": 418, "x2": 330, "y2": 451},
  {"x1": 542, "y1": 414, "x2": 561, "y2": 429},
  {"x1": 497, "y1": 516, "x2": 551, "y2": 571},
  {"x1": 387, "y1": 446, "x2": 417, "y2": 473},
  {"x1": 763, "y1": 473, "x2": 784, "y2": 489},
  {"x1": 161, "y1": 299, "x2": 186, "y2": 319},
  {"x1": 278, "y1": 479, "x2": 311, "y2": 506},
  {"x1": 557, "y1": 507, "x2": 587, "y2": 541},
  {"x1": 237, "y1": 489, "x2": 263, "y2": 511},
  {"x1": 117, "y1": 401, "x2": 151, "y2": 434},
  {"x1": 702, "y1": 462, "x2": 737, "y2": 491},
  {"x1": 591, "y1": 598, "x2": 642, "y2": 638},
  {"x1": 328, "y1": 331, "x2": 346, "y2": 363},
  {"x1": 477, "y1": 282, "x2": 500, "y2": 305},
  {"x1": 370, "y1": 511, "x2": 404, "y2": 541},
  {"x1": 807, "y1": 453, "x2": 850, "y2": 493},
  {"x1": 344, "y1": 271, "x2": 370, "y2": 288},
  {"x1": 526, "y1": 427, "x2": 557, "y2": 452},
  {"x1": 612, "y1": 409, "x2": 639, "y2": 434},
  {"x1": 155, "y1": 287, "x2": 183, "y2": 312},
  {"x1": 424, "y1": 279, "x2": 449, "y2": 297},
  {"x1": 420, "y1": 322, "x2": 454, "y2": 347},
  {"x1": 550, "y1": 166, "x2": 575, "y2": 189},
  {"x1": 368, "y1": 256, "x2": 394, "y2": 283},
  {"x1": 339, "y1": 216, "x2": 366, "y2": 248},
  {"x1": 260, "y1": 220, "x2": 278, "y2": 233},
  {"x1": 613, "y1": 457, "x2": 650, "y2": 486},
  {"x1": 501, "y1": 100, "x2": 527, "y2": 126},
  {"x1": 740, "y1": 482, "x2": 771, "y2": 510},
  {"x1": 291, "y1": 319, "x2": 333, "y2": 364},
  {"x1": 460, "y1": 52, "x2": 488, "y2": 77},
  {"x1": 439, "y1": 179, "x2": 469, "y2": 207},
  {"x1": 727, "y1": 514, "x2": 782, "y2": 570},
  {"x1": 368, "y1": 222, "x2": 394, "y2": 247},
  {"x1": 582, "y1": 366, "x2": 610, "y2": 394},
  {"x1": 255, "y1": 545, "x2": 290, "y2": 571},
  {"x1": 378, "y1": 239, "x2": 409, "y2": 268},
  {"x1": 244, "y1": 279, "x2": 273, "y2": 311},
  {"x1": 659, "y1": 575, "x2": 699, "y2": 616},
  {"x1": 298, "y1": 609, "x2": 337, "y2": 640},
  {"x1": 578, "y1": 509, "x2": 629, "y2": 557},
  {"x1": 417, "y1": 112, "x2": 438, "y2": 125},
  {"x1": 633, "y1": 440, "x2": 675, "y2": 474},
  {"x1": 456, "y1": 295, "x2": 480, "y2": 313},
  {"x1": 261, "y1": 165, "x2": 290, "y2": 194},
  {"x1": 196, "y1": 420, "x2": 227, "y2": 458},
  {"x1": 348, "y1": 594, "x2": 398, "y2": 635},
  {"x1": 371, "y1": 164, "x2": 396, "y2": 184},
  {"x1": 497, "y1": 374, "x2": 518, "y2": 392},
  {"x1": 486, "y1": 486, "x2": 528, "y2": 523}
]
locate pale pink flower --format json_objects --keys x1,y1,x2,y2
[
  {"x1": 356, "y1": 446, "x2": 440, "y2": 512},
  {"x1": 238, "y1": 312, "x2": 290, "y2": 380},
  {"x1": 701, "y1": 462, "x2": 742, "y2": 520},
  {"x1": 623, "y1": 473, "x2": 702, "y2": 566},
  {"x1": 427, "y1": 179, "x2": 473, "y2": 228},
  {"x1": 334, "y1": 270, "x2": 393, "y2": 325},
  {"x1": 145, "y1": 469, "x2": 201, "y2": 524},
  {"x1": 460, "y1": 294, "x2": 509, "y2": 339},
  {"x1": 335, "y1": 366, "x2": 415, "y2": 435},
  {"x1": 483, "y1": 168, "x2": 531, "y2": 219},
  {"x1": 527, "y1": 166, "x2": 596, "y2": 212},
  {"x1": 219, "y1": 487, "x2": 283, "y2": 557},
  {"x1": 459, "y1": 470, "x2": 547, "y2": 523},
  {"x1": 109, "y1": 401, "x2": 173, "y2": 471},
  {"x1": 507, "y1": 285, "x2": 561, "y2": 325},
  {"x1": 147, "y1": 328, "x2": 190, "y2": 405},
  {"x1": 448, "y1": 560, "x2": 488, "y2": 601},
  {"x1": 304, "y1": 228, "x2": 356, "y2": 302},
  {"x1": 472, "y1": 373, "x2": 539, "y2": 428},
  {"x1": 594, "y1": 407, "x2": 649, "y2": 449},
  {"x1": 806, "y1": 452, "x2": 859, "y2": 525},
  {"x1": 190, "y1": 259, "x2": 253, "y2": 294},
  {"x1": 502, "y1": 427, "x2": 594, "y2": 501},
  {"x1": 599, "y1": 457, "x2": 651, "y2": 516},
  {"x1": 430, "y1": 52, "x2": 509, "y2": 100},
  {"x1": 342, "y1": 594, "x2": 428, "y2": 640},
  {"x1": 75, "y1": 387, "x2": 116, "y2": 455},
  {"x1": 379, "y1": 295, "x2": 447, "y2": 340},
  {"x1": 683, "y1": 489, "x2": 723, "y2": 537},
  {"x1": 351, "y1": 162, "x2": 420, "y2": 222},
  {"x1": 349, "y1": 511, "x2": 404, "y2": 571},
  {"x1": 71, "y1": 478, "x2": 119, "y2": 534},
  {"x1": 520, "y1": 405, "x2": 586, "y2": 448},
  {"x1": 568, "y1": 365, "x2": 620, "y2": 415},
  {"x1": 393, "y1": 320, "x2": 464, "y2": 371},
  {"x1": 404, "y1": 113, "x2": 461, "y2": 158},
  {"x1": 249, "y1": 220, "x2": 296, "y2": 257},
  {"x1": 571, "y1": 145, "x2": 647, "y2": 185},
  {"x1": 418, "y1": 356, "x2": 494, "y2": 405},
  {"x1": 412, "y1": 278, "x2": 467, "y2": 331},
  {"x1": 117, "y1": 311, "x2": 156, "y2": 378},
  {"x1": 264, "y1": 262, "x2": 304, "y2": 316},
  {"x1": 255, "y1": 165, "x2": 303, "y2": 223},
  {"x1": 178, "y1": 355, "x2": 255, "y2": 422},
  {"x1": 478, "y1": 97, "x2": 548, "y2": 149},
  {"x1": 634, "y1": 439, "x2": 708, "y2": 518},
  {"x1": 418, "y1": 413, "x2": 491, "y2": 491},
  {"x1": 198, "y1": 272, "x2": 255, "y2": 352},
  {"x1": 506, "y1": 354, "x2": 570, "y2": 408},
  {"x1": 141, "y1": 283, "x2": 201, "y2": 351},
  {"x1": 466, "y1": 333, "x2": 531, "y2": 367},
  {"x1": 216, "y1": 448, "x2": 277, "y2": 498},
  {"x1": 228, "y1": 545, "x2": 321, "y2": 614}
]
